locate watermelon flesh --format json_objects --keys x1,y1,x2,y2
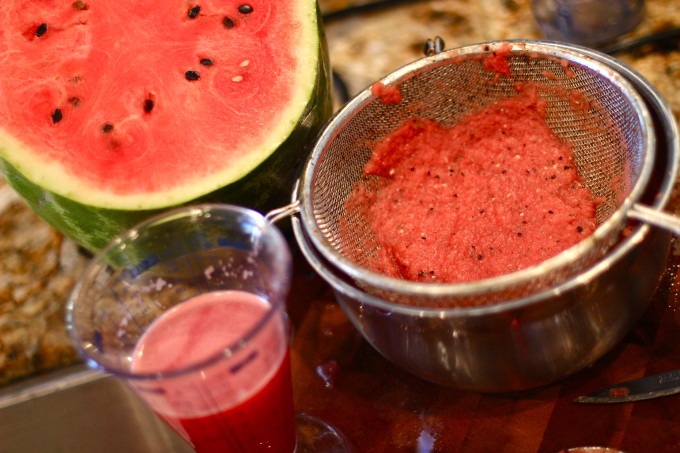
[{"x1": 0, "y1": 0, "x2": 331, "y2": 251}]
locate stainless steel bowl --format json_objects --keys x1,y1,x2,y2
[{"x1": 290, "y1": 47, "x2": 678, "y2": 392}]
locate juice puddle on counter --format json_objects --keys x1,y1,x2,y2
[{"x1": 131, "y1": 290, "x2": 296, "y2": 453}]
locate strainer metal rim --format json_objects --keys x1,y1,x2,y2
[
  {"x1": 294, "y1": 104, "x2": 673, "y2": 316},
  {"x1": 298, "y1": 40, "x2": 655, "y2": 298}
]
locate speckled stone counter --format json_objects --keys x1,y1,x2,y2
[
  {"x1": 322, "y1": 0, "x2": 680, "y2": 115},
  {"x1": 0, "y1": 181, "x2": 87, "y2": 384},
  {"x1": 1, "y1": 0, "x2": 679, "y2": 385}
]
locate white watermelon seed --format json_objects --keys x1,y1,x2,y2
[
  {"x1": 239, "y1": 60, "x2": 250, "y2": 67},
  {"x1": 232, "y1": 76, "x2": 243, "y2": 82}
]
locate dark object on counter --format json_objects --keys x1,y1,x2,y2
[
  {"x1": 423, "y1": 36, "x2": 445, "y2": 55},
  {"x1": 574, "y1": 368, "x2": 680, "y2": 403},
  {"x1": 602, "y1": 27, "x2": 680, "y2": 55}
]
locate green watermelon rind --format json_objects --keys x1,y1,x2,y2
[
  {"x1": 0, "y1": 1, "x2": 324, "y2": 211},
  {"x1": 1, "y1": 16, "x2": 332, "y2": 253}
]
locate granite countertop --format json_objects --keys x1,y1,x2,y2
[
  {"x1": 321, "y1": 0, "x2": 680, "y2": 116},
  {"x1": 0, "y1": 184, "x2": 88, "y2": 384},
  {"x1": 1, "y1": 0, "x2": 679, "y2": 385}
]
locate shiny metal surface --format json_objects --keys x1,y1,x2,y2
[
  {"x1": 294, "y1": 213, "x2": 672, "y2": 392},
  {"x1": 297, "y1": 40, "x2": 656, "y2": 307},
  {"x1": 549, "y1": 41, "x2": 680, "y2": 234},
  {"x1": 574, "y1": 368, "x2": 680, "y2": 403},
  {"x1": 559, "y1": 448, "x2": 626, "y2": 453},
  {"x1": 290, "y1": 49, "x2": 678, "y2": 391},
  {"x1": 0, "y1": 365, "x2": 192, "y2": 453}
]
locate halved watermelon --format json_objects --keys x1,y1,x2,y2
[{"x1": 0, "y1": 0, "x2": 331, "y2": 251}]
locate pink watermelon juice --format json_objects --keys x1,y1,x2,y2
[{"x1": 130, "y1": 290, "x2": 296, "y2": 453}]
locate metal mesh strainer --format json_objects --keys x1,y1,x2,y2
[{"x1": 276, "y1": 41, "x2": 657, "y2": 307}]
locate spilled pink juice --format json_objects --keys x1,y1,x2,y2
[{"x1": 131, "y1": 290, "x2": 296, "y2": 453}]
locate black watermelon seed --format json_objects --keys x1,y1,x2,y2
[
  {"x1": 144, "y1": 98, "x2": 154, "y2": 113},
  {"x1": 238, "y1": 4, "x2": 253, "y2": 13},
  {"x1": 72, "y1": 1, "x2": 88, "y2": 10},
  {"x1": 185, "y1": 70, "x2": 200, "y2": 81},
  {"x1": 102, "y1": 123, "x2": 114, "y2": 133},
  {"x1": 51, "y1": 108, "x2": 62, "y2": 123},
  {"x1": 36, "y1": 23, "x2": 48, "y2": 37},
  {"x1": 67, "y1": 97, "x2": 81, "y2": 107},
  {"x1": 188, "y1": 5, "x2": 201, "y2": 18},
  {"x1": 223, "y1": 16, "x2": 235, "y2": 28},
  {"x1": 199, "y1": 58, "x2": 214, "y2": 66}
]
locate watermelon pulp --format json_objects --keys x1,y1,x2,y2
[{"x1": 0, "y1": 0, "x2": 332, "y2": 252}]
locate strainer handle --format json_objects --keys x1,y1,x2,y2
[
  {"x1": 628, "y1": 203, "x2": 680, "y2": 236},
  {"x1": 265, "y1": 200, "x2": 301, "y2": 224}
]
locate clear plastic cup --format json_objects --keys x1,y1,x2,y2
[
  {"x1": 531, "y1": 0, "x2": 645, "y2": 48},
  {"x1": 67, "y1": 204, "x2": 350, "y2": 453}
]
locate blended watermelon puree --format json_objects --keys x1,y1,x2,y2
[
  {"x1": 343, "y1": 88, "x2": 599, "y2": 284},
  {"x1": 130, "y1": 290, "x2": 295, "y2": 453}
]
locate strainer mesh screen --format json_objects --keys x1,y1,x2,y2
[{"x1": 303, "y1": 46, "x2": 647, "y2": 306}]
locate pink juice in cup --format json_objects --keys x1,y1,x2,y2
[
  {"x1": 67, "y1": 205, "x2": 350, "y2": 453},
  {"x1": 130, "y1": 289, "x2": 296, "y2": 453}
]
